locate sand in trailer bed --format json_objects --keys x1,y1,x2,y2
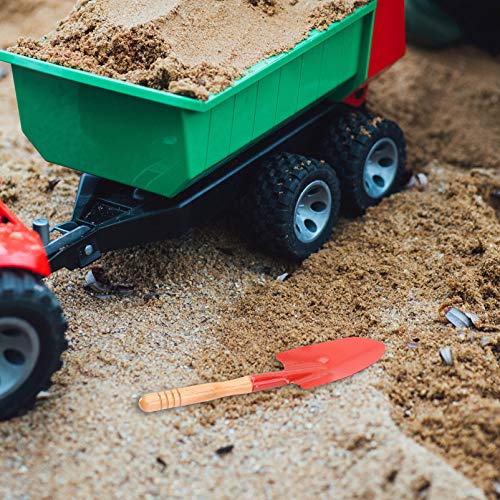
[{"x1": 11, "y1": 0, "x2": 370, "y2": 100}]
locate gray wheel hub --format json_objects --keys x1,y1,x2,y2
[
  {"x1": 294, "y1": 180, "x2": 332, "y2": 244},
  {"x1": 0, "y1": 318, "x2": 40, "y2": 399},
  {"x1": 363, "y1": 138, "x2": 399, "y2": 199}
]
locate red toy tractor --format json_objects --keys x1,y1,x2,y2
[{"x1": 0, "y1": 204, "x2": 67, "y2": 420}]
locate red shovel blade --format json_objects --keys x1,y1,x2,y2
[
  {"x1": 275, "y1": 337, "x2": 385, "y2": 389},
  {"x1": 251, "y1": 337, "x2": 385, "y2": 391}
]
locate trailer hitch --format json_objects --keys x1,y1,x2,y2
[{"x1": 32, "y1": 217, "x2": 99, "y2": 271}]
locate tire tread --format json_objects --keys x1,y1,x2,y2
[
  {"x1": 323, "y1": 109, "x2": 408, "y2": 215},
  {"x1": 0, "y1": 270, "x2": 67, "y2": 421},
  {"x1": 244, "y1": 152, "x2": 341, "y2": 261}
]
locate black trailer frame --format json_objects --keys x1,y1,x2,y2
[{"x1": 37, "y1": 101, "x2": 341, "y2": 272}]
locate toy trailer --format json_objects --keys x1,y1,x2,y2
[{"x1": 0, "y1": 0, "x2": 405, "y2": 420}]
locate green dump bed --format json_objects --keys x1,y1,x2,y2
[{"x1": 0, "y1": 2, "x2": 376, "y2": 198}]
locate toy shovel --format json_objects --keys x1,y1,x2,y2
[{"x1": 139, "y1": 337, "x2": 385, "y2": 413}]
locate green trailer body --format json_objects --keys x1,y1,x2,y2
[{"x1": 0, "y1": 2, "x2": 376, "y2": 198}]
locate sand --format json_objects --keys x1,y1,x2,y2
[
  {"x1": 0, "y1": 1, "x2": 499, "y2": 498},
  {"x1": 10, "y1": 0, "x2": 369, "y2": 100}
]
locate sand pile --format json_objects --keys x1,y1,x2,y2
[{"x1": 10, "y1": 0, "x2": 369, "y2": 100}]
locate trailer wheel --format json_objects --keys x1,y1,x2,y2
[
  {"x1": 0, "y1": 270, "x2": 68, "y2": 421},
  {"x1": 245, "y1": 153, "x2": 341, "y2": 261},
  {"x1": 322, "y1": 110, "x2": 407, "y2": 215}
]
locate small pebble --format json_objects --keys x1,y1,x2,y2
[
  {"x1": 445, "y1": 307, "x2": 477, "y2": 330},
  {"x1": 215, "y1": 445, "x2": 234, "y2": 456},
  {"x1": 479, "y1": 336, "x2": 490, "y2": 347},
  {"x1": 439, "y1": 347, "x2": 454, "y2": 366},
  {"x1": 494, "y1": 482, "x2": 500, "y2": 495},
  {"x1": 404, "y1": 172, "x2": 428, "y2": 191}
]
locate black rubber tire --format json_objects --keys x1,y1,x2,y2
[
  {"x1": 322, "y1": 109, "x2": 408, "y2": 216},
  {"x1": 244, "y1": 152, "x2": 341, "y2": 261},
  {"x1": 0, "y1": 270, "x2": 68, "y2": 421}
]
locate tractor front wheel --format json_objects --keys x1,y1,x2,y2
[{"x1": 0, "y1": 270, "x2": 67, "y2": 421}]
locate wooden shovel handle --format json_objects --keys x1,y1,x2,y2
[{"x1": 139, "y1": 376, "x2": 253, "y2": 412}]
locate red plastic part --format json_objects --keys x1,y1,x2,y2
[
  {"x1": 251, "y1": 337, "x2": 385, "y2": 392},
  {"x1": 368, "y1": 0, "x2": 406, "y2": 79},
  {"x1": 0, "y1": 201, "x2": 51, "y2": 277},
  {"x1": 343, "y1": 84, "x2": 369, "y2": 108},
  {"x1": 343, "y1": 0, "x2": 405, "y2": 107}
]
